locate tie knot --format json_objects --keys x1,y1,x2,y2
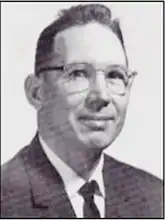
[{"x1": 79, "y1": 180, "x2": 99, "y2": 199}]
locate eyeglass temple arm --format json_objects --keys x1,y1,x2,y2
[
  {"x1": 128, "y1": 70, "x2": 138, "y2": 79},
  {"x1": 36, "y1": 66, "x2": 64, "y2": 76}
]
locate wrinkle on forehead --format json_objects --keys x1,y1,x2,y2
[{"x1": 53, "y1": 22, "x2": 126, "y2": 67}]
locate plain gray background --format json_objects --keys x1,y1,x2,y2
[{"x1": 1, "y1": 2, "x2": 163, "y2": 179}]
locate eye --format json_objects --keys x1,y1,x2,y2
[
  {"x1": 107, "y1": 70, "x2": 125, "y2": 81},
  {"x1": 69, "y1": 69, "x2": 88, "y2": 79}
]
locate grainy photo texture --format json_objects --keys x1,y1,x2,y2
[{"x1": 1, "y1": 2, "x2": 163, "y2": 218}]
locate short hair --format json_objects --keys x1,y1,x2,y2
[{"x1": 35, "y1": 4, "x2": 128, "y2": 76}]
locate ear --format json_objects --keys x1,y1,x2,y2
[{"x1": 24, "y1": 74, "x2": 44, "y2": 110}]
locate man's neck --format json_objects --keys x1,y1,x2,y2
[{"x1": 39, "y1": 131, "x2": 103, "y2": 180}]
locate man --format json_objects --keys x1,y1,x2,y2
[{"x1": 1, "y1": 4, "x2": 163, "y2": 218}]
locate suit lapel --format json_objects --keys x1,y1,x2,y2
[
  {"x1": 21, "y1": 135, "x2": 136, "y2": 218},
  {"x1": 21, "y1": 134, "x2": 76, "y2": 218},
  {"x1": 103, "y1": 154, "x2": 135, "y2": 218}
]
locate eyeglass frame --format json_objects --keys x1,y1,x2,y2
[{"x1": 36, "y1": 62, "x2": 137, "y2": 95}]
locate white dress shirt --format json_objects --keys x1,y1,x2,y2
[{"x1": 39, "y1": 135, "x2": 105, "y2": 218}]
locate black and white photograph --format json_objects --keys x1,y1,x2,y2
[{"x1": 1, "y1": 2, "x2": 164, "y2": 218}]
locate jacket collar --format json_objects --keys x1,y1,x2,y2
[
  {"x1": 22, "y1": 134, "x2": 76, "y2": 217},
  {"x1": 21, "y1": 134, "x2": 133, "y2": 217},
  {"x1": 103, "y1": 154, "x2": 136, "y2": 217},
  {"x1": 39, "y1": 134, "x2": 105, "y2": 198}
]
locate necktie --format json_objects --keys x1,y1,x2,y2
[{"x1": 79, "y1": 180, "x2": 101, "y2": 218}]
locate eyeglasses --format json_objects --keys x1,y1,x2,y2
[{"x1": 37, "y1": 62, "x2": 137, "y2": 95}]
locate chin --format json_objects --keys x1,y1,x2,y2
[
  {"x1": 78, "y1": 132, "x2": 113, "y2": 149},
  {"x1": 91, "y1": 136, "x2": 113, "y2": 149},
  {"x1": 90, "y1": 139, "x2": 110, "y2": 149}
]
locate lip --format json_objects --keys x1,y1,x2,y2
[
  {"x1": 79, "y1": 115, "x2": 115, "y2": 121},
  {"x1": 79, "y1": 115, "x2": 114, "y2": 130}
]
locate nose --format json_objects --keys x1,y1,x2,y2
[{"x1": 85, "y1": 72, "x2": 110, "y2": 112}]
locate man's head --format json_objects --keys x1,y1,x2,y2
[{"x1": 25, "y1": 4, "x2": 136, "y2": 150}]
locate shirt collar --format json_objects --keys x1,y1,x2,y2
[{"x1": 39, "y1": 135, "x2": 105, "y2": 199}]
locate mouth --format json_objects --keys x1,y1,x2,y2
[
  {"x1": 79, "y1": 115, "x2": 115, "y2": 121},
  {"x1": 79, "y1": 115, "x2": 114, "y2": 130}
]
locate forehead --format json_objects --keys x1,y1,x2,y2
[{"x1": 54, "y1": 22, "x2": 126, "y2": 68}]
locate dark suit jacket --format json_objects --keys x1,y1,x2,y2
[{"x1": 1, "y1": 135, "x2": 163, "y2": 218}]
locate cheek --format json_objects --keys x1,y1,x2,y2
[
  {"x1": 58, "y1": 77, "x2": 89, "y2": 109},
  {"x1": 41, "y1": 86, "x2": 69, "y2": 125},
  {"x1": 112, "y1": 94, "x2": 129, "y2": 119},
  {"x1": 44, "y1": 81, "x2": 68, "y2": 108},
  {"x1": 43, "y1": 85, "x2": 87, "y2": 128},
  {"x1": 67, "y1": 92, "x2": 88, "y2": 109}
]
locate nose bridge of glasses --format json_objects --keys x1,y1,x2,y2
[{"x1": 90, "y1": 70, "x2": 109, "y2": 99}]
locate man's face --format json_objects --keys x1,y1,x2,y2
[{"x1": 40, "y1": 22, "x2": 133, "y2": 149}]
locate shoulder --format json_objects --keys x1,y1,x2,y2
[
  {"x1": 104, "y1": 154, "x2": 163, "y2": 216},
  {"x1": 105, "y1": 155, "x2": 163, "y2": 215},
  {"x1": 1, "y1": 146, "x2": 31, "y2": 215},
  {"x1": 1, "y1": 145, "x2": 29, "y2": 186},
  {"x1": 104, "y1": 153, "x2": 162, "y2": 186}
]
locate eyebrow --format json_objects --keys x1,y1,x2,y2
[{"x1": 106, "y1": 64, "x2": 128, "y2": 73}]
